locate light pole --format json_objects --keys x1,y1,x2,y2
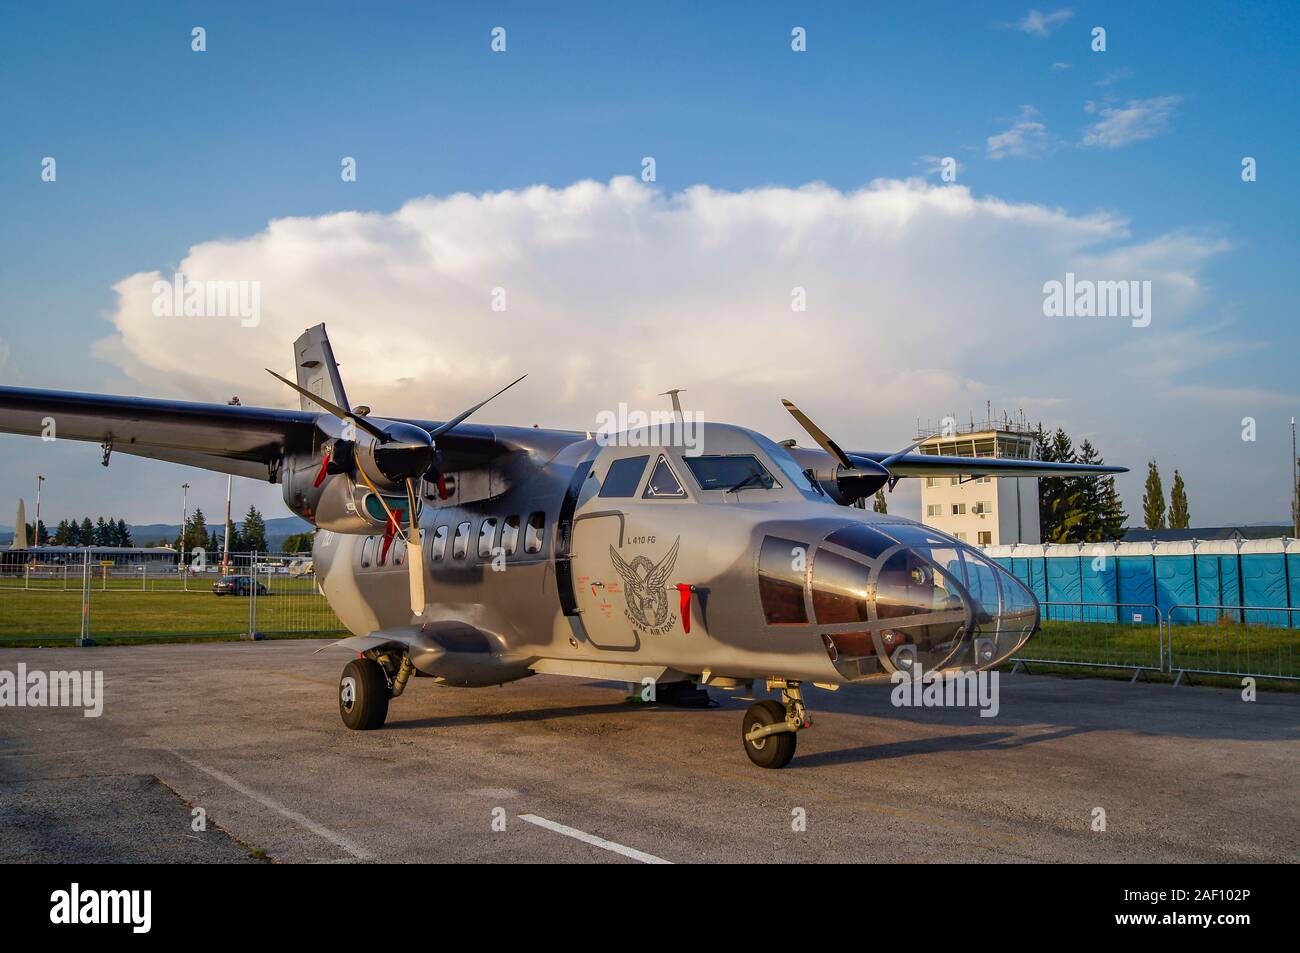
[
  {"x1": 179, "y1": 482, "x2": 191, "y2": 572},
  {"x1": 222, "y1": 397, "x2": 241, "y2": 572},
  {"x1": 1292, "y1": 417, "x2": 1297, "y2": 539},
  {"x1": 35, "y1": 475, "x2": 44, "y2": 547}
]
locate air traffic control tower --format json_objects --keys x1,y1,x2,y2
[{"x1": 915, "y1": 416, "x2": 1041, "y2": 547}]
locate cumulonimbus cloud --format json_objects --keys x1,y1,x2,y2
[{"x1": 96, "y1": 177, "x2": 1227, "y2": 472}]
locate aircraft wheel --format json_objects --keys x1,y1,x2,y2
[
  {"x1": 742, "y1": 700, "x2": 796, "y2": 769},
  {"x1": 339, "y1": 658, "x2": 389, "y2": 730}
]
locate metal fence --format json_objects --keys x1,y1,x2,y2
[
  {"x1": 3, "y1": 561, "x2": 1296, "y2": 683},
  {"x1": 1012, "y1": 600, "x2": 1299, "y2": 683},
  {"x1": 1166, "y1": 604, "x2": 1298, "y2": 684},
  {"x1": 1015, "y1": 601, "x2": 1164, "y2": 680},
  {"x1": 0, "y1": 551, "x2": 346, "y2": 645}
]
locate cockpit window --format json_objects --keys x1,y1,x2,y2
[
  {"x1": 599, "y1": 455, "x2": 649, "y2": 497},
  {"x1": 643, "y1": 455, "x2": 687, "y2": 499},
  {"x1": 811, "y1": 549, "x2": 872, "y2": 624},
  {"x1": 758, "y1": 536, "x2": 808, "y2": 624},
  {"x1": 874, "y1": 548, "x2": 965, "y2": 619},
  {"x1": 685, "y1": 455, "x2": 779, "y2": 493},
  {"x1": 824, "y1": 523, "x2": 898, "y2": 561}
]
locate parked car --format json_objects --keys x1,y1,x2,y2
[{"x1": 212, "y1": 575, "x2": 268, "y2": 596}]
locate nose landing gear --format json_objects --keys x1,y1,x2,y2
[{"x1": 742, "y1": 680, "x2": 811, "y2": 769}]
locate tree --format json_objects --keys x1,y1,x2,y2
[
  {"x1": 1169, "y1": 469, "x2": 1190, "y2": 529},
  {"x1": 1099, "y1": 477, "x2": 1128, "y2": 541},
  {"x1": 241, "y1": 505, "x2": 267, "y2": 553},
  {"x1": 872, "y1": 489, "x2": 888, "y2": 514},
  {"x1": 1142, "y1": 461, "x2": 1166, "y2": 530},
  {"x1": 1070, "y1": 439, "x2": 1107, "y2": 541},
  {"x1": 79, "y1": 517, "x2": 94, "y2": 546},
  {"x1": 281, "y1": 532, "x2": 314, "y2": 554},
  {"x1": 116, "y1": 518, "x2": 132, "y2": 547},
  {"x1": 183, "y1": 509, "x2": 209, "y2": 556},
  {"x1": 53, "y1": 519, "x2": 71, "y2": 545},
  {"x1": 35, "y1": 520, "x2": 48, "y2": 545},
  {"x1": 1039, "y1": 428, "x2": 1085, "y2": 542}
]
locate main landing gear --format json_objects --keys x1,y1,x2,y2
[
  {"x1": 742, "y1": 680, "x2": 811, "y2": 769},
  {"x1": 339, "y1": 651, "x2": 414, "y2": 730}
]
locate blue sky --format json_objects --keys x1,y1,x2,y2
[{"x1": 1, "y1": 2, "x2": 1298, "y2": 526}]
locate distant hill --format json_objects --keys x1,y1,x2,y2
[
  {"x1": 129, "y1": 515, "x2": 314, "y2": 549},
  {"x1": 2, "y1": 515, "x2": 314, "y2": 550}
]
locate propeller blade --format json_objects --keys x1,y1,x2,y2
[
  {"x1": 781, "y1": 399, "x2": 856, "y2": 471},
  {"x1": 405, "y1": 478, "x2": 425, "y2": 616},
  {"x1": 266, "y1": 369, "x2": 390, "y2": 441},
  {"x1": 429, "y1": 374, "x2": 527, "y2": 439}
]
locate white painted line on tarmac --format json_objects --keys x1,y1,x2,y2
[
  {"x1": 168, "y1": 750, "x2": 371, "y2": 861},
  {"x1": 518, "y1": 813, "x2": 671, "y2": 864}
]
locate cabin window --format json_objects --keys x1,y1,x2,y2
[
  {"x1": 642, "y1": 455, "x2": 687, "y2": 499},
  {"x1": 452, "y1": 521, "x2": 472, "y2": 559},
  {"x1": 502, "y1": 515, "x2": 520, "y2": 556},
  {"x1": 524, "y1": 512, "x2": 545, "y2": 554},
  {"x1": 478, "y1": 518, "x2": 498, "y2": 559},
  {"x1": 430, "y1": 525, "x2": 449, "y2": 562},
  {"x1": 599, "y1": 455, "x2": 649, "y2": 497},
  {"x1": 758, "y1": 536, "x2": 808, "y2": 624},
  {"x1": 361, "y1": 536, "x2": 375, "y2": 569}
]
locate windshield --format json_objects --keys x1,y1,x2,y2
[{"x1": 685, "y1": 455, "x2": 779, "y2": 492}]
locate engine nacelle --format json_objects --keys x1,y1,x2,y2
[{"x1": 283, "y1": 450, "x2": 419, "y2": 534}]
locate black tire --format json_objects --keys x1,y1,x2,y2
[
  {"x1": 339, "y1": 658, "x2": 390, "y2": 730},
  {"x1": 742, "y1": 700, "x2": 797, "y2": 769}
]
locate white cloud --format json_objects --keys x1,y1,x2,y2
[
  {"x1": 986, "y1": 106, "x2": 1054, "y2": 159},
  {"x1": 1081, "y1": 96, "x2": 1181, "y2": 148},
  {"x1": 89, "y1": 176, "x2": 1242, "y2": 528},
  {"x1": 1095, "y1": 67, "x2": 1133, "y2": 87},
  {"x1": 1007, "y1": 8, "x2": 1074, "y2": 37},
  {"x1": 916, "y1": 155, "x2": 964, "y2": 178},
  {"x1": 1051, "y1": 62, "x2": 1072, "y2": 71}
]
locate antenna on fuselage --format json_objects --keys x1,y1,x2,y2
[{"x1": 660, "y1": 388, "x2": 686, "y2": 421}]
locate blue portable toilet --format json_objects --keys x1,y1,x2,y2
[
  {"x1": 1193, "y1": 539, "x2": 1242, "y2": 623},
  {"x1": 1240, "y1": 538, "x2": 1288, "y2": 625},
  {"x1": 1113, "y1": 541, "x2": 1157, "y2": 615},
  {"x1": 1080, "y1": 542, "x2": 1119, "y2": 621},
  {"x1": 1156, "y1": 541, "x2": 1198, "y2": 624},
  {"x1": 1043, "y1": 544, "x2": 1084, "y2": 621}
]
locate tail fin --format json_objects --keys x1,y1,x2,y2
[{"x1": 292, "y1": 324, "x2": 350, "y2": 414}]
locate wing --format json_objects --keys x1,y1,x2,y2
[
  {"x1": 845, "y1": 451, "x2": 1126, "y2": 478},
  {"x1": 0, "y1": 385, "x2": 557, "y2": 481},
  {"x1": 0, "y1": 386, "x2": 318, "y2": 480},
  {"x1": 647, "y1": 537, "x2": 680, "y2": 590}
]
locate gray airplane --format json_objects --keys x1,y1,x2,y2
[{"x1": 0, "y1": 325, "x2": 1124, "y2": 768}]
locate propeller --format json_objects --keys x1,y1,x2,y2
[
  {"x1": 781, "y1": 398, "x2": 891, "y2": 502},
  {"x1": 268, "y1": 368, "x2": 527, "y2": 615}
]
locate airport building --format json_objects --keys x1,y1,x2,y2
[
  {"x1": 916, "y1": 419, "x2": 1040, "y2": 546},
  {"x1": 0, "y1": 545, "x2": 178, "y2": 575}
]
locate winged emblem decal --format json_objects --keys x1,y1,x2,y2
[{"x1": 609, "y1": 537, "x2": 680, "y2": 633}]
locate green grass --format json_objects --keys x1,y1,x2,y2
[
  {"x1": 0, "y1": 582, "x2": 345, "y2": 646},
  {"x1": 1019, "y1": 617, "x2": 1298, "y2": 686}
]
